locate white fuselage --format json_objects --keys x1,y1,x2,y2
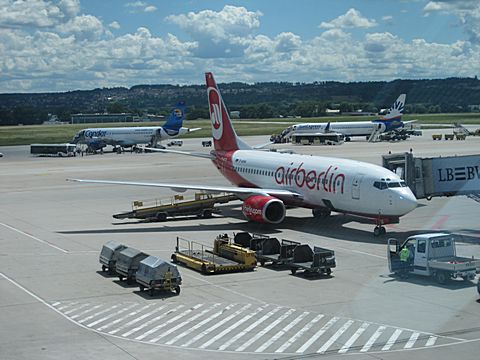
[
  {"x1": 292, "y1": 122, "x2": 382, "y2": 137},
  {"x1": 217, "y1": 150, "x2": 416, "y2": 218},
  {"x1": 74, "y1": 126, "x2": 189, "y2": 147}
]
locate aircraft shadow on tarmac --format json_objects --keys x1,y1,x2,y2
[{"x1": 57, "y1": 205, "x2": 480, "y2": 246}]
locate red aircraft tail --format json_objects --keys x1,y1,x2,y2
[{"x1": 205, "y1": 72, "x2": 250, "y2": 151}]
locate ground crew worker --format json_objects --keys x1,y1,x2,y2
[{"x1": 399, "y1": 246, "x2": 410, "y2": 278}]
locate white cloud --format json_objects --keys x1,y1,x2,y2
[
  {"x1": 144, "y1": 5, "x2": 157, "y2": 13},
  {"x1": 0, "y1": 0, "x2": 79, "y2": 28},
  {"x1": 125, "y1": 1, "x2": 157, "y2": 13},
  {"x1": 56, "y1": 14, "x2": 104, "y2": 41},
  {"x1": 1, "y1": 3, "x2": 480, "y2": 92},
  {"x1": 109, "y1": 21, "x2": 120, "y2": 30},
  {"x1": 424, "y1": 1, "x2": 480, "y2": 44},
  {"x1": 319, "y1": 8, "x2": 377, "y2": 29},
  {"x1": 166, "y1": 5, "x2": 262, "y2": 58}
]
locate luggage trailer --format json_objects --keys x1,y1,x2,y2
[{"x1": 171, "y1": 237, "x2": 256, "y2": 274}]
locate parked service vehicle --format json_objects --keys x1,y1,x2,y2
[
  {"x1": 167, "y1": 140, "x2": 183, "y2": 147},
  {"x1": 99, "y1": 241, "x2": 128, "y2": 275},
  {"x1": 116, "y1": 247, "x2": 149, "y2": 284},
  {"x1": 136, "y1": 256, "x2": 182, "y2": 296},
  {"x1": 388, "y1": 233, "x2": 480, "y2": 284}
]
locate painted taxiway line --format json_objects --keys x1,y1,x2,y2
[
  {"x1": 1, "y1": 272, "x2": 476, "y2": 356},
  {"x1": 0, "y1": 222, "x2": 69, "y2": 253}
]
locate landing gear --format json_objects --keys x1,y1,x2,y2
[
  {"x1": 312, "y1": 208, "x2": 331, "y2": 218},
  {"x1": 373, "y1": 226, "x2": 386, "y2": 237}
]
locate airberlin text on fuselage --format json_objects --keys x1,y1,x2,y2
[{"x1": 274, "y1": 162, "x2": 345, "y2": 193}]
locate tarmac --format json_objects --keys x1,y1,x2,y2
[{"x1": 1, "y1": 128, "x2": 480, "y2": 360}]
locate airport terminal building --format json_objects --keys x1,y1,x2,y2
[{"x1": 71, "y1": 113, "x2": 134, "y2": 124}]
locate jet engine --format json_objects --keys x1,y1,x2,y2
[{"x1": 242, "y1": 195, "x2": 286, "y2": 224}]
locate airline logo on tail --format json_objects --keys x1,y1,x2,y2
[
  {"x1": 208, "y1": 87, "x2": 223, "y2": 140},
  {"x1": 163, "y1": 101, "x2": 186, "y2": 136},
  {"x1": 383, "y1": 94, "x2": 406, "y2": 121}
]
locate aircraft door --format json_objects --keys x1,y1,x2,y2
[
  {"x1": 387, "y1": 238, "x2": 401, "y2": 273},
  {"x1": 413, "y1": 239, "x2": 428, "y2": 275},
  {"x1": 351, "y1": 175, "x2": 363, "y2": 200}
]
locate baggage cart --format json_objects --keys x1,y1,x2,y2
[
  {"x1": 171, "y1": 237, "x2": 253, "y2": 274},
  {"x1": 99, "y1": 241, "x2": 128, "y2": 275},
  {"x1": 256, "y1": 238, "x2": 299, "y2": 267},
  {"x1": 136, "y1": 256, "x2": 182, "y2": 296},
  {"x1": 116, "y1": 247, "x2": 149, "y2": 284},
  {"x1": 233, "y1": 232, "x2": 272, "y2": 251},
  {"x1": 289, "y1": 245, "x2": 336, "y2": 276}
]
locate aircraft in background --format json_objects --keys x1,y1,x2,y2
[
  {"x1": 69, "y1": 73, "x2": 417, "y2": 236},
  {"x1": 277, "y1": 94, "x2": 412, "y2": 142},
  {"x1": 71, "y1": 102, "x2": 201, "y2": 153}
]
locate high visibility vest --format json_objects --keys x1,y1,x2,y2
[{"x1": 400, "y1": 248, "x2": 409, "y2": 262}]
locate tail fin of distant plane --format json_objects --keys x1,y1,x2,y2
[
  {"x1": 162, "y1": 101, "x2": 186, "y2": 135},
  {"x1": 382, "y1": 94, "x2": 406, "y2": 121},
  {"x1": 206, "y1": 72, "x2": 251, "y2": 151},
  {"x1": 373, "y1": 94, "x2": 406, "y2": 132}
]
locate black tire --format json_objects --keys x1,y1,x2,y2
[
  {"x1": 373, "y1": 226, "x2": 381, "y2": 237},
  {"x1": 156, "y1": 212, "x2": 167, "y2": 221},
  {"x1": 290, "y1": 268, "x2": 297, "y2": 275},
  {"x1": 379, "y1": 226, "x2": 386, "y2": 235},
  {"x1": 175, "y1": 286, "x2": 181, "y2": 295},
  {"x1": 201, "y1": 264, "x2": 207, "y2": 274},
  {"x1": 118, "y1": 276, "x2": 124, "y2": 281},
  {"x1": 139, "y1": 285, "x2": 145, "y2": 292},
  {"x1": 171, "y1": 254, "x2": 177, "y2": 263},
  {"x1": 102, "y1": 265, "x2": 106, "y2": 272},
  {"x1": 326, "y1": 268, "x2": 332, "y2": 275},
  {"x1": 260, "y1": 260, "x2": 265, "y2": 267},
  {"x1": 202, "y1": 209, "x2": 212, "y2": 218},
  {"x1": 436, "y1": 271, "x2": 447, "y2": 284}
]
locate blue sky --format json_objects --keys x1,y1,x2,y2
[{"x1": 1, "y1": 0, "x2": 479, "y2": 92}]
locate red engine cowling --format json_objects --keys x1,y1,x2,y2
[{"x1": 242, "y1": 195, "x2": 286, "y2": 224}]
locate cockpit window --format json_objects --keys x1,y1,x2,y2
[
  {"x1": 373, "y1": 181, "x2": 387, "y2": 190},
  {"x1": 375, "y1": 180, "x2": 408, "y2": 190}
]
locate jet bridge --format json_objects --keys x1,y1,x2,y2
[{"x1": 382, "y1": 152, "x2": 480, "y2": 201}]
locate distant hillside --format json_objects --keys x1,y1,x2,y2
[{"x1": 1, "y1": 77, "x2": 479, "y2": 125}]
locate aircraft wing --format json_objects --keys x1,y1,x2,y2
[
  {"x1": 67, "y1": 178, "x2": 303, "y2": 201},
  {"x1": 252, "y1": 141, "x2": 274, "y2": 149},
  {"x1": 143, "y1": 147, "x2": 215, "y2": 159}
]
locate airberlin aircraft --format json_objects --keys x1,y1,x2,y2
[{"x1": 69, "y1": 72, "x2": 417, "y2": 236}]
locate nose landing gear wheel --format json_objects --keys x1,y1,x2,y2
[{"x1": 374, "y1": 226, "x2": 386, "y2": 237}]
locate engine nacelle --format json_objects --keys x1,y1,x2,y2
[{"x1": 242, "y1": 195, "x2": 286, "y2": 224}]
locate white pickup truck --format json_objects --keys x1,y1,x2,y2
[{"x1": 388, "y1": 233, "x2": 480, "y2": 284}]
